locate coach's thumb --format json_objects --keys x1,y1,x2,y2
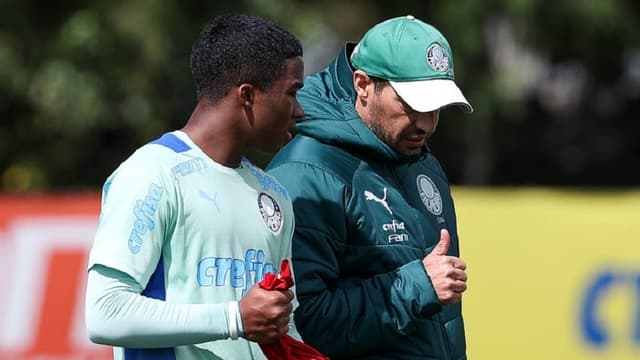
[{"x1": 432, "y1": 229, "x2": 450, "y2": 256}]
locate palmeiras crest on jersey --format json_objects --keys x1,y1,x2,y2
[
  {"x1": 258, "y1": 192, "x2": 283, "y2": 234},
  {"x1": 417, "y1": 174, "x2": 442, "y2": 215},
  {"x1": 426, "y1": 43, "x2": 450, "y2": 73}
]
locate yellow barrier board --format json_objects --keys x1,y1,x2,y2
[{"x1": 455, "y1": 188, "x2": 640, "y2": 360}]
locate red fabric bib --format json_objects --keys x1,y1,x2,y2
[{"x1": 258, "y1": 259, "x2": 329, "y2": 360}]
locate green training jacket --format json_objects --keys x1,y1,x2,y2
[{"x1": 267, "y1": 43, "x2": 467, "y2": 360}]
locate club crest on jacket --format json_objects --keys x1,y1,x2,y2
[{"x1": 417, "y1": 175, "x2": 442, "y2": 215}]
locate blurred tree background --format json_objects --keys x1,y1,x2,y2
[{"x1": 1, "y1": 0, "x2": 639, "y2": 192}]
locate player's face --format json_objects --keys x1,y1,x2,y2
[
  {"x1": 250, "y1": 56, "x2": 304, "y2": 153},
  {"x1": 366, "y1": 82, "x2": 439, "y2": 157}
]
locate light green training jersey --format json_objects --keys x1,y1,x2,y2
[{"x1": 88, "y1": 130, "x2": 295, "y2": 359}]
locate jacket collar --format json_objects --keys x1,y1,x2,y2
[{"x1": 332, "y1": 42, "x2": 359, "y2": 101}]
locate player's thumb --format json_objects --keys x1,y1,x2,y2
[{"x1": 431, "y1": 228, "x2": 450, "y2": 256}]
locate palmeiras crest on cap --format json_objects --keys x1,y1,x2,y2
[
  {"x1": 426, "y1": 43, "x2": 450, "y2": 73},
  {"x1": 416, "y1": 175, "x2": 442, "y2": 215},
  {"x1": 258, "y1": 192, "x2": 283, "y2": 234}
]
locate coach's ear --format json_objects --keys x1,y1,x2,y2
[{"x1": 353, "y1": 70, "x2": 372, "y2": 99}]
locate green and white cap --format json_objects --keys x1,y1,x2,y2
[{"x1": 351, "y1": 15, "x2": 472, "y2": 113}]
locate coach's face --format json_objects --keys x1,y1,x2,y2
[
  {"x1": 249, "y1": 56, "x2": 305, "y2": 153},
  {"x1": 354, "y1": 70, "x2": 439, "y2": 157}
]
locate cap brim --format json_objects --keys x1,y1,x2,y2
[{"x1": 389, "y1": 79, "x2": 473, "y2": 113}]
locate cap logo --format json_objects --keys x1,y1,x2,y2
[{"x1": 426, "y1": 43, "x2": 450, "y2": 73}]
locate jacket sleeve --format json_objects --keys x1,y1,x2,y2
[{"x1": 268, "y1": 161, "x2": 442, "y2": 358}]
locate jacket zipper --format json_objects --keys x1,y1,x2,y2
[{"x1": 390, "y1": 166, "x2": 454, "y2": 359}]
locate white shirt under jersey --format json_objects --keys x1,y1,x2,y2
[{"x1": 87, "y1": 130, "x2": 296, "y2": 359}]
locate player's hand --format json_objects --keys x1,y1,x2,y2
[
  {"x1": 238, "y1": 284, "x2": 294, "y2": 344},
  {"x1": 422, "y1": 229, "x2": 468, "y2": 304}
]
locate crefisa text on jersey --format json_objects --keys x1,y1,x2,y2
[
  {"x1": 128, "y1": 182, "x2": 164, "y2": 254},
  {"x1": 197, "y1": 248, "x2": 276, "y2": 295}
]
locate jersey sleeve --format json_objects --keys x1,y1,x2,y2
[
  {"x1": 88, "y1": 146, "x2": 175, "y2": 288},
  {"x1": 85, "y1": 265, "x2": 233, "y2": 347}
]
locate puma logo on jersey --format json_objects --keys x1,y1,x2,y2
[{"x1": 199, "y1": 190, "x2": 221, "y2": 213}]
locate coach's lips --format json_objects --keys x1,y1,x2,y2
[{"x1": 405, "y1": 136, "x2": 426, "y2": 148}]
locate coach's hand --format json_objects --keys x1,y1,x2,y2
[
  {"x1": 422, "y1": 229, "x2": 468, "y2": 304},
  {"x1": 238, "y1": 284, "x2": 294, "y2": 344}
]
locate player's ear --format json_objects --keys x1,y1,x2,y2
[{"x1": 237, "y1": 83, "x2": 255, "y2": 107}]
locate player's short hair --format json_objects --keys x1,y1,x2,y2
[{"x1": 190, "y1": 14, "x2": 303, "y2": 104}]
